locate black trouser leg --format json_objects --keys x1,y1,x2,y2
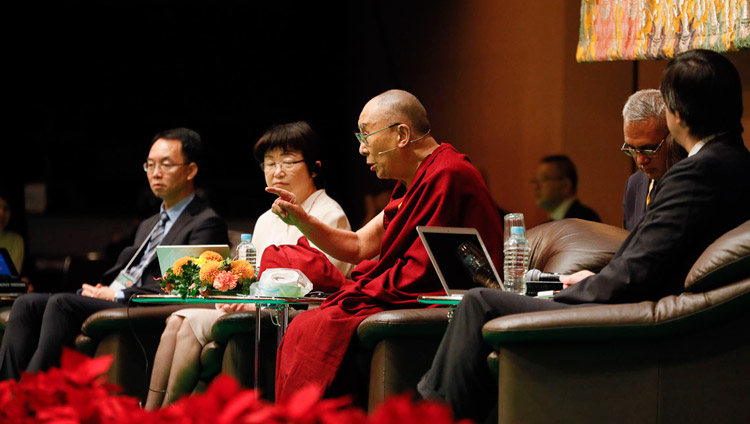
[
  {"x1": 418, "y1": 288, "x2": 575, "y2": 423},
  {"x1": 26, "y1": 293, "x2": 121, "y2": 373},
  {"x1": 0, "y1": 293, "x2": 51, "y2": 380}
]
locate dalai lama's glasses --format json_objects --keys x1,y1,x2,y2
[
  {"x1": 621, "y1": 134, "x2": 668, "y2": 159},
  {"x1": 355, "y1": 123, "x2": 401, "y2": 147}
]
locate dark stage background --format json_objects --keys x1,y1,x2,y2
[{"x1": 5, "y1": 1, "x2": 456, "y2": 286}]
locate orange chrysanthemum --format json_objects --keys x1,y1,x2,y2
[
  {"x1": 172, "y1": 257, "x2": 196, "y2": 276},
  {"x1": 199, "y1": 250, "x2": 224, "y2": 263},
  {"x1": 231, "y1": 260, "x2": 255, "y2": 280},
  {"x1": 199, "y1": 260, "x2": 222, "y2": 284}
]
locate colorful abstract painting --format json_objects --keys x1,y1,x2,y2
[{"x1": 577, "y1": 0, "x2": 750, "y2": 61}]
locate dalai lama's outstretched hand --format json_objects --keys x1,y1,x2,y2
[{"x1": 266, "y1": 186, "x2": 309, "y2": 227}]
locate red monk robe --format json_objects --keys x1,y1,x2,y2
[{"x1": 268, "y1": 143, "x2": 504, "y2": 401}]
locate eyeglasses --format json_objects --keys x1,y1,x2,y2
[
  {"x1": 621, "y1": 134, "x2": 667, "y2": 159},
  {"x1": 260, "y1": 159, "x2": 305, "y2": 173},
  {"x1": 354, "y1": 123, "x2": 401, "y2": 147},
  {"x1": 143, "y1": 161, "x2": 188, "y2": 173}
]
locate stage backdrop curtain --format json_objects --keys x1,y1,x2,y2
[{"x1": 577, "y1": 0, "x2": 750, "y2": 62}]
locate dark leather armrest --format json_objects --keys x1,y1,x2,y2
[
  {"x1": 483, "y1": 278, "x2": 750, "y2": 349},
  {"x1": 80, "y1": 304, "x2": 211, "y2": 339},
  {"x1": 211, "y1": 308, "x2": 303, "y2": 344},
  {"x1": 357, "y1": 308, "x2": 451, "y2": 350}
]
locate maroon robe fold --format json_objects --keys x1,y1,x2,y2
[{"x1": 272, "y1": 143, "x2": 504, "y2": 401}]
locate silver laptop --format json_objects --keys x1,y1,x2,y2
[
  {"x1": 417, "y1": 226, "x2": 504, "y2": 301},
  {"x1": 156, "y1": 245, "x2": 231, "y2": 275}
]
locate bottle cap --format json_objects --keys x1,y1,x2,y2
[
  {"x1": 510, "y1": 226, "x2": 525, "y2": 235},
  {"x1": 240, "y1": 234, "x2": 252, "y2": 241}
]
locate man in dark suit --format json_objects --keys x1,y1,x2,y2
[
  {"x1": 531, "y1": 155, "x2": 600, "y2": 222},
  {"x1": 418, "y1": 50, "x2": 750, "y2": 423},
  {"x1": 621, "y1": 89, "x2": 687, "y2": 230},
  {"x1": 0, "y1": 128, "x2": 228, "y2": 380}
]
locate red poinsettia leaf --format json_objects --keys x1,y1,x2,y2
[
  {"x1": 240, "y1": 408, "x2": 280, "y2": 424},
  {"x1": 60, "y1": 348, "x2": 114, "y2": 386},
  {"x1": 283, "y1": 384, "x2": 326, "y2": 419},
  {"x1": 217, "y1": 390, "x2": 266, "y2": 424},
  {"x1": 0, "y1": 380, "x2": 15, "y2": 404},
  {"x1": 202, "y1": 374, "x2": 241, "y2": 404},
  {"x1": 34, "y1": 405, "x2": 80, "y2": 423},
  {"x1": 370, "y1": 394, "x2": 461, "y2": 424},
  {"x1": 317, "y1": 408, "x2": 369, "y2": 424}
]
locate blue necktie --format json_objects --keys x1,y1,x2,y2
[{"x1": 128, "y1": 211, "x2": 169, "y2": 286}]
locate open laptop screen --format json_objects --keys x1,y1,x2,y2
[
  {"x1": 417, "y1": 226, "x2": 503, "y2": 296},
  {"x1": 0, "y1": 248, "x2": 20, "y2": 281}
]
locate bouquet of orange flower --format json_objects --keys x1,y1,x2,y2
[{"x1": 160, "y1": 250, "x2": 256, "y2": 298}]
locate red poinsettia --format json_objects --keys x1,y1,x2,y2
[{"x1": 0, "y1": 348, "x2": 468, "y2": 424}]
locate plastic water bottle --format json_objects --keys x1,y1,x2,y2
[
  {"x1": 235, "y1": 233, "x2": 257, "y2": 270},
  {"x1": 456, "y1": 242, "x2": 500, "y2": 288},
  {"x1": 503, "y1": 226, "x2": 530, "y2": 294}
]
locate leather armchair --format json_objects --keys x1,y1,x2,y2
[
  {"x1": 356, "y1": 307, "x2": 452, "y2": 411},
  {"x1": 198, "y1": 307, "x2": 304, "y2": 401},
  {"x1": 75, "y1": 304, "x2": 213, "y2": 401},
  {"x1": 483, "y1": 221, "x2": 750, "y2": 424}
]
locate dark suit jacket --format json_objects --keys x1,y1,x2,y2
[
  {"x1": 100, "y1": 195, "x2": 228, "y2": 300},
  {"x1": 623, "y1": 171, "x2": 650, "y2": 231},
  {"x1": 556, "y1": 134, "x2": 750, "y2": 304},
  {"x1": 564, "y1": 199, "x2": 601, "y2": 222}
]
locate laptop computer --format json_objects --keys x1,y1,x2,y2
[
  {"x1": 156, "y1": 244, "x2": 231, "y2": 276},
  {"x1": 417, "y1": 226, "x2": 504, "y2": 301},
  {"x1": 0, "y1": 247, "x2": 27, "y2": 296}
]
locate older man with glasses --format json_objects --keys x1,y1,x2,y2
[
  {"x1": 0, "y1": 128, "x2": 228, "y2": 380},
  {"x1": 261, "y1": 89, "x2": 504, "y2": 403},
  {"x1": 621, "y1": 89, "x2": 687, "y2": 230}
]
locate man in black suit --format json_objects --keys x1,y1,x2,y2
[
  {"x1": 531, "y1": 155, "x2": 600, "y2": 222},
  {"x1": 0, "y1": 128, "x2": 229, "y2": 380},
  {"x1": 621, "y1": 89, "x2": 687, "y2": 230},
  {"x1": 418, "y1": 49, "x2": 750, "y2": 423}
]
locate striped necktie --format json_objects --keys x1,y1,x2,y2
[
  {"x1": 646, "y1": 179, "x2": 655, "y2": 206},
  {"x1": 128, "y1": 211, "x2": 170, "y2": 286}
]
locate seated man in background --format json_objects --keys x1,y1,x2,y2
[
  {"x1": 265, "y1": 89, "x2": 505, "y2": 402},
  {"x1": 0, "y1": 128, "x2": 229, "y2": 380},
  {"x1": 621, "y1": 89, "x2": 687, "y2": 230},
  {"x1": 418, "y1": 49, "x2": 750, "y2": 423},
  {"x1": 531, "y1": 155, "x2": 600, "y2": 222}
]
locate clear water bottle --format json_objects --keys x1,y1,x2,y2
[
  {"x1": 235, "y1": 233, "x2": 257, "y2": 270},
  {"x1": 503, "y1": 226, "x2": 530, "y2": 294},
  {"x1": 456, "y1": 242, "x2": 501, "y2": 288}
]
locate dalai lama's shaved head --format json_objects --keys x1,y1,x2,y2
[{"x1": 369, "y1": 90, "x2": 431, "y2": 134}]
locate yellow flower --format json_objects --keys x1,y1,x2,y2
[
  {"x1": 172, "y1": 257, "x2": 196, "y2": 276},
  {"x1": 199, "y1": 260, "x2": 222, "y2": 284},
  {"x1": 231, "y1": 260, "x2": 255, "y2": 280},
  {"x1": 199, "y1": 250, "x2": 224, "y2": 263}
]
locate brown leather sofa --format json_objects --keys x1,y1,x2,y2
[{"x1": 483, "y1": 220, "x2": 750, "y2": 424}]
